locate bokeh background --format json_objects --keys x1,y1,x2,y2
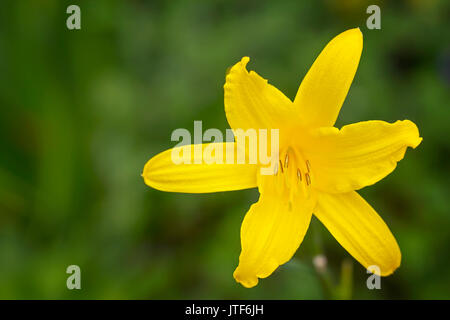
[{"x1": 0, "y1": 0, "x2": 449, "y2": 299}]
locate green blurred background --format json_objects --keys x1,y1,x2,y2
[{"x1": 0, "y1": 0, "x2": 449, "y2": 299}]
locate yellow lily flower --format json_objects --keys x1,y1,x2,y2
[{"x1": 142, "y1": 28, "x2": 422, "y2": 288}]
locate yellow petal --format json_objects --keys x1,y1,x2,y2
[
  {"x1": 233, "y1": 176, "x2": 315, "y2": 288},
  {"x1": 314, "y1": 191, "x2": 401, "y2": 276},
  {"x1": 142, "y1": 142, "x2": 258, "y2": 193},
  {"x1": 294, "y1": 28, "x2": 363, "y2": 128},
  {"x1": 224, "y1": 57, "x2": 298, "y2": 131},
  {"x1": 303, "y1": 120, "x2": 422, "y2": 194}
]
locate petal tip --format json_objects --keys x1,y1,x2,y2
[
  {"x1": 224, "y1": 56, "x2": 250, "y2": 83},
  {"x1": 233, "y1": 267, "x2": 259, "y2": 288},
  {"x1": 353, "y1": 27, "x2": 362, "y2": 34},
  {"x1": 348, "y1": 27, "x2": 362, "y2": 36},
  {"x1": 412, "y1": 136, "x2": 423, "y2": 149},
  {"x1": 346, "y1": 27, "x2": 363, "y2": 44},
  {"x1": 241, "y1": 56, "x2": 250, "y2": 66},
  {"x1": 400, "y1": 119, "x2": 423, "y2": 149},
  {"x1": 334, "y1": 28, "x2": 363, "y2": 51},
  {"x1": 380, "y1": 260, "x2": 401, "y2": 277},
  {"x1": 142, "y1": 155, "x2": 163, "y2": 190},
  {"x1": 374, "y1": 241, "x2": 401, "y2": 277},
  {"x1": 142, "y1": 161, "x2": 154, "y2": 187}
]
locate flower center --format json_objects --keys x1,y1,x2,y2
[{"x1": 266, "y1": 146, "x2": 313, "y2": 203}]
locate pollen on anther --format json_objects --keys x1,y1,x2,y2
[
  {"x1": 306, "y1": 160, "x2": 311, "y2": 172},
  {"x1": 284, "y1": 153, "x2": 289, "y2": 168},
  {"x1": 297, "y1": 168, "x2": 302, "y2": 182},
  {"x1": 305, "y1": 172, "x2": 311, "y2": 186}
]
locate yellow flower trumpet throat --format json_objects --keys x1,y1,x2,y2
[{"x1": 142, "y1": 28, "x2": 422, "y2": 288}]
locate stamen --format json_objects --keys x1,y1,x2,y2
[
  {"x1": 305, "y1": 172, "x2": 311, "y2": 186},
  {"x1": 306, "y1": 160, "x2": 311, "y2": 172},
  {"x1": 279, "y1": 159, "x2": 284, "y2": 173},
  {"x1": 284, "y1": 153, "x2": 289, "y2": 168},
  {"x1": 297, "y1": 168, "x2": 302, "y2": 182}
]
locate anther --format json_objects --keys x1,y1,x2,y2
[
  {"x1": 297, "y1": 168, "x2": 302, "y2": 182},
  {"x1": 279, "y1": 159, "x2": 284, "y2": 173},
  {"x1": 305, "y1": 172, "x2": 311, "y2": 186},
  {"x1": 306, "y1": 160, "x2": 311, "y2": 172},
  {"x1": 284, "y1": 153, "x2": 289, "y2": 168}
]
